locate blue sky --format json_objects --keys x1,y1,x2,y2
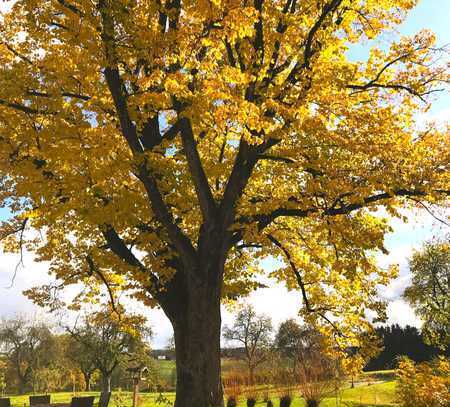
[{"x1": 0, "y1": 0, "x2": 449, "y2": 348}]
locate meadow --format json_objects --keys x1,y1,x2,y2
[{"x1": 5, "y1": 373, "x2": 398, "y2": 407}]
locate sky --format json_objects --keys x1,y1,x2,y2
[{"x1": 0, "y1": 0, "x2": 449, "y2": 348}]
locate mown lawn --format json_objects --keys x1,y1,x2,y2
[{"x1": 5, "y1": 381, "x2": 398, "y2": 407}]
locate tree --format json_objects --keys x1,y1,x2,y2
[
  {"x1": 404, "y1": 239, "x2": 450, "y2": 347},
  {"x1": 275, "y1": 319, "x2": 334, "y2": 379},
  {"x1": 396, "y1": 356, "x2": 450, "y2": 407},
  {"x1": 223, "y1": 304, "x2": 272, "y2": 384},
  {"x1": 0, "y1": 317, "x2": 54, "y2": 394},
  {"x1": 0, "y1": 1, "x2": 449, "y2": 405},
  {"x1": 275, "y1": 319, "x2": 304, "y2": 375},
  {"x1": 365, "y1": 324, "x2": 448, "y2": 371},
  {"x1": 67, "y1": 307, "x2": 152, "y2": 394},
  {"x1": 30, "y1": 333, "x2": 73, "y2": 393},
  {"x1": 275, "y1": 321, "x2": 338, "y2": 406},
  {"x1": 65, "y1": 335, "x2": 98, "y2": 391},
  {"x1": 0, "y1": 360, "x2": 6, "y2": 396}
]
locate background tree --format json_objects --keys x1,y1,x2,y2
[
  {"x1": 0, "y1": 1, "x2": 449, "y2": 405},
  {"x1": 365, "y1": 324, "x2": 449, "y2": 371},
  {"x1": 65, "y1": 334, "x2": 98, "y2": 391},
  {"x1": 223, "y1": 304, "x2": 273, "y2": 385},
  {"x1": 403, "y1": 239, "x2": 450, "y2": 347},
  {"x1": 30, "y1": 333, "x2": 72, "y2": 394},
  {"x1": 0, "y1": 359, "x2": 6, "y2": 396},
  {"x1": 68, "y1": 307, "x2": 152, "y2": 394},
  {"x1": 275, "y1": 319, "x2": 306, "y2": 376},
  {"x1": 0, "y1": 317, "x2": 54, "y2": 394}
]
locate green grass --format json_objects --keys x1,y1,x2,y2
[
  {"x1": 154, "y1": 359, "x2": 176, "y2": 380},
  {"x1": 4, "y1": 381, "x2": 397, "y2": 407},
  {"x1": 231, "y1": 381, "x2": 397, "y2": 406}
]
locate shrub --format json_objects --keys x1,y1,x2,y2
[
  {"x1": 226, "y1": 396, "x2": 237, "y2": 407},
  {"x1": 224, "y1": 378, "x2": 242, "y2": 407},
  {"x1": 279, "y1": 394, "x2": 292, "y2": 407},
  {"x1": 396, "y1": 356, "x2": 450, "y2": 407},
  {"x1": 267, "y1": 400, "x2": 274, "y2": 407},
  {"x1": 245, "y1": 389, "x2": 258, "y2": 407},
  {"x1": 298, "y1": 357, "x2": 337, "y2": 407}
]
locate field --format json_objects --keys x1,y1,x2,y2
[
  {"x1": 5, "y1": 378, "x2": 398, "y2": 407},
  {"x1": 4, "y1": 361, "x2": 398, "y2": 407}
]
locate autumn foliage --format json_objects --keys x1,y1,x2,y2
[
  {"x1": 0, "y1": 1, "x2": 449, "y2": 405},
  {"x1": 396, "y1": 357, "x2": 450, "y2": 407}
]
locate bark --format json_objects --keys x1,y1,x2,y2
[
  {"x1": 248, "y1": 365, "x2": 255, "y2": 386},
  {"x1": 83, "y1": 372, "x2": 91, "y2": 392},
  {"x1": 160, "y1": 260, "x2": 225, "y2": 407},
  {"x1": 17, "y1": 371, "x2": 29, "y2": 395},
  {"x1": 18, "y1": 379, "x2": 27, "y2": 395},
  {"x1": 100, "y1": 374, "x2": 111, "y2": 394}
]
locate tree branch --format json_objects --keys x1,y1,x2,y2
[
  {"x1": 86, "y1": 254, "x2": 119, "y2": 313},
  {"x1": 98, "y1": 2, "x2": 197, "y2": 265},
  {"x1": 0, "y1": 99, "x2": 54, "y2": 115},
  {"x1": 219, "y1": 137, "x2": 280, "y2": 229},
  {"x1": 256, "y1": 188, "x2": 447, "y2": 229},
  {"x1": 179, "y1": 117, "x2": 217, "y2": 220},
  {"x1": 102, "y1": 225, "x2": 161, "y2": 293},
  {"x1": 266, "y1": 234, "x2": 314, "y2": 312},
  {"x1": 55, "y1": 0, "x2": 83, "y2": 16},
  {"x1": 285, "y1": 0, "x2": 343, "y2": 84}
]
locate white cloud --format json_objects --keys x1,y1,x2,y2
[
  {"x1": 223, "y1": 285, "x2": 301, "y2": 328},
  {"x1": 416, "y1": 107, "x2": 450, "y2": 131},
  {"x1": 379, "y1": 274, "x2": 411, "y2": 301},
  {"x1": 386, "y1": 299, "x2": 422, "y2": 328},
  {"x1": 0, "y1": 1, "x2": 14, "y2": 14},
  {"x1": 0, "y1": 250, "x2": 52, "y2": 320}
]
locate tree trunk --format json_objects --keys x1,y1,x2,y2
[
  {"x1": 101, "y1": 374, "x2": 111, "y2": 394},
  {"x1": 248, "y1": 366, "x2": 255, "y2": 386},
  {"x1": 161, "y1": 266, "x2": 224, "y2": 407},
  {"x1": 18, "y1": 380, "x2": 27, "y2": 395},
  {"x1": 83, "y1": 372, "x2": 91, "y2": 392}
]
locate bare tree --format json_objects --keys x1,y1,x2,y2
[{"x1": 223, "y1": 305, "x2": 273, "y2": 385}]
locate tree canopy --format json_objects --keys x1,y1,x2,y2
[
  {"x1": 67, "y1": 306, "x2": 152, "y2": 393},
  {"x1": 0, "y1": 317, "x2": 55, "y2": 394},
  {"x1": 404, "y1": 239, "x2": 450, "y2": 348},
  {"x1": 0, "y1": 1, "x2": 449, "y2": 405}
]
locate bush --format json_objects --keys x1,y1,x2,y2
[
  {"x1": 279, "y1": 394, "x2": 292, "y2": 407},
  {"x1": 245, "y1": 389, "x2": 258, "y2": 407},
  {"x1": 226, "y1": 396, "x2": 237, "y2": 407},
  {"x1": 224, "y1": 379, "x2": 242, "y2": 407},
  {"x1": 396, "y1": 356, "x2": 450, "y2": 407},
  {"x1": 266, "y1": 400, "x2": 274, "y2": 407}
]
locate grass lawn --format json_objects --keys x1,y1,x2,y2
[{"x1": 5, "y1": 381, "x2": 398, "y2": 407}]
